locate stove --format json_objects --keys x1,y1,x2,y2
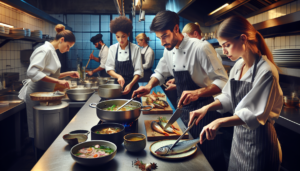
[{"x1": 98, "y1": 119, "x2": 139, "y2": 134}]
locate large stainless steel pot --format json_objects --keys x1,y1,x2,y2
[
  {"x1": 98, "y1": 84, "x2": 123, "y2": 99},
  {"x1": 66, "y1": 89, "x2": 94, "y2": 101},
  {"x1": 97, "y1": 77, "x2": 111, "y2": 85},
  {"x1": 90, "y1": 99, "x2": 153, "y2": 123}
]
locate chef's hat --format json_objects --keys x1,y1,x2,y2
[{"x1": 90, "y1": 34, "x2": 103, "y2": 44}]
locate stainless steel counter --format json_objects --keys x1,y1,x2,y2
[
  {"x1": 31, "y1": 93, "x2": 213, "y2": 171},
  {"x1": 277, "y1": 107, "x2": 300, "y2": 134}
]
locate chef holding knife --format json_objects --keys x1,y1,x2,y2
[
  {"x1": 132, "y1": 11, "x2": 228, "y2": 171},
  {"x1": 105, "y1": 16, "x2": 143, "y2": 100},
  {"x1": 188, "y1": 16, "x2": 282, "y2": 171},
  {"x1": 86, "y1": 34, "x2": 110, "y2": 77}
]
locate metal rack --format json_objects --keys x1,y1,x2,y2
[{"x1": 0, "y1": 33, "x2": 48, "y2": 48}]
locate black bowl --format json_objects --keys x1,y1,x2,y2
[
  {"x1": 70, "y1": 140, "x2": 117, "y2": 166},
  {"x1": 91, "y1": 123, "x2": 125, "y2": 146}
]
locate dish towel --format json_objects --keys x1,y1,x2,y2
[{"x1": 18, "y1": 79, "x2": 31, "y2": 102}]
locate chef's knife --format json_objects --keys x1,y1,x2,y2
[{"x1": 163, "y1": 105, "x2": 182, "y2": 130}]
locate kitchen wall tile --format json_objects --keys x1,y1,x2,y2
[
  {"x1": 296, "y1": 35, "x2": 300, "y2": 46},
  {"x1": 275, "y1": 37, "x2": 281, "y2": 47},
  {"x1": 285, "y1": 36, "x2": 290, "y2": 47},
  {"x1": 289, "y1": 36, "x2": 295, "y2": 45}
]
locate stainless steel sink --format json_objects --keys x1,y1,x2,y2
[{"x1": 0, "y1": 95, "x2": 23, "y2": 103}]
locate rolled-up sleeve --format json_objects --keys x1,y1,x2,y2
[
  {"x1": 234, "y1": 71, "x2": 280, "y2": 130},
  {"x1": 132, "y1": 47, "x2": 143, "y2": 77},
  {"x1": 27, "y1": 50, "x2": 48, "y2": 82},
  {"x1": 215, "y1": 80, "x2": 233, "y2": 114},
  {"x1": 105, "y1": 46, "x2": 116, "y2": 72},
  {"x1": 199, "y1": 43, "x2": 228, "y2": 89},
  {"x1": 151, "y1": 53, "x2": 172, "y2": 85},
  {"x1": 99, "y1": 46, "x2": 109, "y2": 69}
]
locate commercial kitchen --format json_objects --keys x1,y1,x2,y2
[{"x1": 1, "y1": 0, "x2": 300, "y2": 171}]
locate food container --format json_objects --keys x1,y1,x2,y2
[
  {"x1": 63, "y1": 134, "x2": 87, "y2": 147},
  {"x1": 98, "y1": 84, "x2": 123, "y2": 99},
  {"x1": 90, "y1": 99, "x2": 152, "y2": 123},
  {"x1": 69, "y1": 130, "x2": 90, "y2": 136},
  {"x1": 66, "y1": 89, "x2": 94, "y2": 101},
  {"x1": 70, "y1": 140, "x2": 117, "y2": 166},
  {"x1": 91, "y1": 123, "x2": 125, "y2": 146},
  {"x1": 283, "y1": 96, "x2": 299, "y2": 108},
  {"x1": 124, "y1": 133, "x2": 146, "y2": 152}
]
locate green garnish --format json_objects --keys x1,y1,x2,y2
[
  {"x1": 105, "y1": 149, "x2": 114, "y2": 154},
  {"x1": 75, "y1": 153, "x2": 82, "y2": 156},
  {"x1": 158, "y1": 116, "x2": 167, "y2": 123}
]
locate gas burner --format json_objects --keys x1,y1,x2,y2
[{"x1": 98, "y1": 119, "x2": 138, "y2": 134}]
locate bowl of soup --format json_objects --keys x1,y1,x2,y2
[
  {"x1": 70, "y1": 140, "x2": 117, "y2": 166},
  {"x1": 91, "y1": 123, "x2": 125, "y2": 146},
  {"x1": 124, "y1": 133, "x2": 146, "y2": 152}
]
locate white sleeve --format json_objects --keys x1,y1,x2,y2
[
  {"x1": 100, "y1": 47, "x2": 109, "y2": 69},
  {"x1": 143, "y1": 49, "x2": 154, "y2": 69},
  {"x1": 27, "y1": 50, "x2": 48, "y2": 82},
  {"x1": 214, "y1": 80, "x2": 233, "y2": 114},
  {"x1": 132, "y1": 47, "x2": 143, "y2": 77},
  {"x1": 151, "y1": 51, "x2": 172, "y2": 85},
  {"x1": 105, "y1": 46, "x2": 116, "y2": 72},
  {"x1": 199, "y1": 43, "x2": 228, "y2": 89},
  {"x1": 234, "y1": 71, "x2": 281, "y2": 130}
]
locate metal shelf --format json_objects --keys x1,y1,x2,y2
[
  {"x1": 279, "y1": 67, "x2": 300, "y2": 78},
  {"x1": 0, "y1": 33, "x2": 47, "y2": 48}
]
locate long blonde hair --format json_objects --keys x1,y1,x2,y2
[
  {"x1": 216, "y1": 16, "x2": 278, "y2": 70},
  {"x1": 135, "y1": 33, "x2": 150, "y2": 43},
  {"x1": 182, "y1": 22, "x2": 202, "y2": 35}
]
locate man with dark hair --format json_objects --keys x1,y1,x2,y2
[
  {"x1": 86, "y1": 34, "x2": 110, "y2": 77},
  {"x1": 133, "y1": 10, "x2": 228, "y2": 171}
]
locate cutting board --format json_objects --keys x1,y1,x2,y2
[
  {"x1": 141, "y1": 94, "x2": 173, "y2": 114},
  {"x1": 144, "y1": 120, "x2": 189, "y2": 141}
]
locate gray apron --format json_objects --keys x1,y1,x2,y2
[
  {"x1": 139, "y1": 46, "x2": 152, "y2": 82},
  {"x1": 25, "y1": 68, "x2": 61, "y2": 138},
  {"x1": 174, "y1": 69, "x2": 226, "y2": 171},
  {"x1": 228, "y1": 56, "x2": 280, "y2": 171}
]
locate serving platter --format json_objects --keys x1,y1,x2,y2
[{"x1": 149, "y1": 139, "x2": 197, "y2": 160}]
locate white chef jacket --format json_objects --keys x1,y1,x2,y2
[
  {"x1": 215, "y1": 55, "x2": 283, "y2": 130},
  {"x1": 98, "y1": 44, "x2": 109, "y2": 69},
  {"x1": 105, "y1": 42, "x2": 143, "y2": 77},
  {"x1": 151, "y1": 35, "x2": 228, "y2": 89},
  {"x1": 27, "y1": 41, "x2": 61, "y2": 82},
  {"x1": 141, "y1": 45, "x2": 155, "y2": 70},
  {"x1": 200, "y1": 38, "x2": 222, "y2": 62}
]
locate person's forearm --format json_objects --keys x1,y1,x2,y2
[
  {"x1": 196, "y1": 84, "x2": 222, "y2": 98},
  {"x1": 59, "y1": 72, "x2": 71, "y2": 78},
  {"x1": 145, "y1": 77, "x2": 160, "y2": 89},
  {"x1": 129, "y1": 75, "x2": 140, "y2": 87},
  {"x1": 92, "y1": 67, "x2": 104, "y2": 73},
  {"x1": 218, "y1": 115, "x2": 245, "y2": 128},
  {"x1": 107, "y1": 70, "x2": 122, "y2": 79},
  {"x1": 41, "y1": 76, "x2": 59, "y2": 84},
  {"x1": 205, "y1": 99, "x2": 223, "y2": 111},
  {"x1": 93, "y1": 57, "x2": 100, "y2": 62}
]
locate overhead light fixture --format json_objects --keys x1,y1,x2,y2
[
  {"x1": 0, "y1": 23, "x2": 14, "y2": 28},
  {"x1": 208, "y1": 3, "x2": 229, "y2": 16}
]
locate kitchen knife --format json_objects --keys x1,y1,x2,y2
[{"x1": 163, "y1": 106, "x2": 182, "y2": 130}]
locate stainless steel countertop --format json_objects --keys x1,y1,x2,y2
[
  {"x1": 31, "y1": 93, "x2": 213, "y2": 171},
  {"x1": 0, "y1": 101, "x2": 25, "y2": 121},
  {"x1": 277, "y1": 107, "x2": 300, "y2": 134}
]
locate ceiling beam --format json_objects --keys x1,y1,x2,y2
[
  {"x1": 245, "y1": 0, "x2": 295, "y2": 18},
  {"x1": 204, "y1": 0, "x2": 250, "y2": 26},
  {"x1": 258, "y1": 0, "x2": 270, "y2": 6},
  {"x1": 243, "y1": 3, "x2": 259, "y2": 11}
]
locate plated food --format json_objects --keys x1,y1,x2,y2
[
  {"x1": 155, "y1": 138, "x2": 199, "y2": 155},
  {"x1": 150, "y1": 139, "x2": 198, "y2": 160},
  {"x1": 145, "y1": 94, "x2": 169, "y2": 109},
  {"x1": 75, "y1": 144, "x2": 114, "y2": 158},
  {"x1": 151, "y1": 117, "x2": 180, "y2": 136},
  {"x1": 95, "y1": 127, "x2": 121, "y2": 134}
]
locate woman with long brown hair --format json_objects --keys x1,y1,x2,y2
[{"x1": 188, "y1": 16, "x2": 283, "y2": 170}]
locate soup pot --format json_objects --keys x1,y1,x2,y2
[
  {"x1": 98, "y1": 84, "x2": 123, "y2": 99},
  {"x1": 89, "y1": 99, "x2": 153, "y2": 123}
]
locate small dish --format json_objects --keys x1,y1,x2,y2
[
  {"x1": 63, "y1": 134, "x2": 87, "y2": 147},
  {"x1": 283, "y1": 96, "x2": 299, "y2": 108},
  {"x1": 69, "y1": 130, "x2": 90, "y2": 136},
  {"x1": 124, "y1": 133, "x2": 146, "y2": 152}
]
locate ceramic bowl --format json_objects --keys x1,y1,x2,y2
[
  {"x1": 63, "y1": 134, "x2": 87, "y2": 147},
  {"x1": 123, "y1": 133, "x2": 146, "y2": 152}
]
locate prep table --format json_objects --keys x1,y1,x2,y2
[{"x1": 31, "y1": 93, "x2": 214, "y2": 171}]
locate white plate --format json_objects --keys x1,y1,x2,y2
[{"x1": 149, "y1": 139, "x2": 197, "y2": 160}]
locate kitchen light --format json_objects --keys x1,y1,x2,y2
[
  {"x1": 208, "y1": 3, "x2": 229, "y2": 16},
  {"x1": 0, "y1": 23, "x2": 14, "y2": 28}
]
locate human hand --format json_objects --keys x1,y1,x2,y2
[
  {"x1": 132, "y1": 85, "x2": 151, "y2": 98},
  {"x1": 69, "y1": 71, "x2": 80, "y2": 78},
  {"x1": 122, "y1": 84, "x2": 132, "y2": 95},
  {"x1": 166, "y1": 78, "x2": 175, "y2": 84},
  {"x1": 58, "y1": 80, "x2": 70, "y2": 89},
  {"x1": 199, "y1": 119, "x2": 221, "y2": 144},
  {"x1": 165, "y1": 83, "x2": 176, "y2": 91},
  {"x1": 117, "y1": 76, "x2": 125, "y2": 88},
  {"x1": 188, "y1": 106, "x2": 209, "y2": 127},
  {"x1": 178, "y1": 90, "x2": 200, "y2": 107}
]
